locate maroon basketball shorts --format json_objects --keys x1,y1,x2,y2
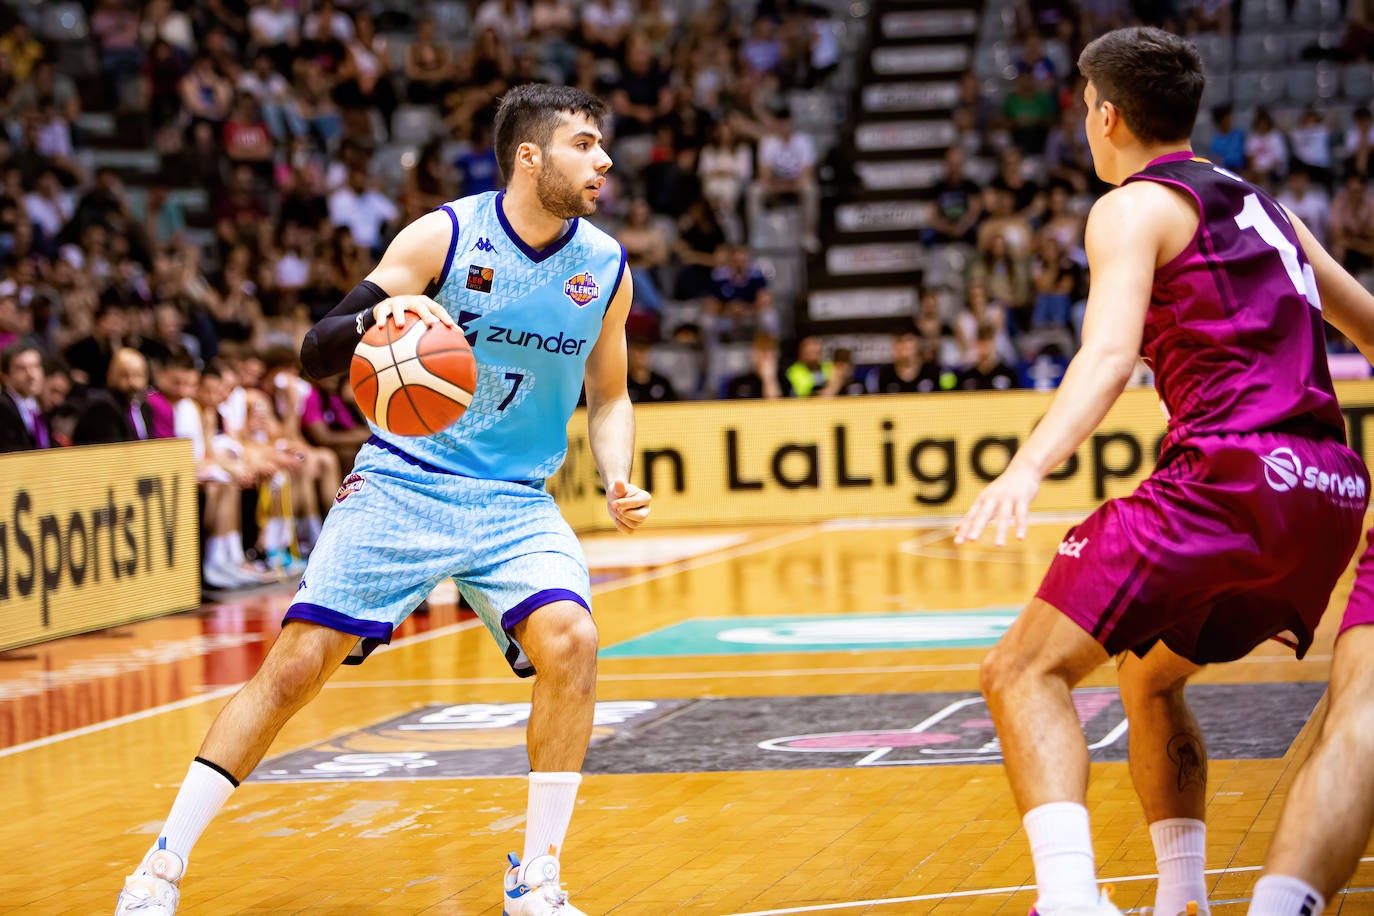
[{"x1": 1036, "y1": 431, "x2": 1368, "y2": 664}]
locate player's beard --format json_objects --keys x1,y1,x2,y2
[{"x1": 536, "y1": 160, "x2": 596, "y2": 220}]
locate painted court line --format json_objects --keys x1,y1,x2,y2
[
  {"x1": 726, "y1": 858, "x2": 1374, "y2": 915},
  {"x1": 0, "y1": 526, "x2": 816, "y2": 758},
  {"x1": 0, "y1": 619, "x2": 485, "y2": 759}
]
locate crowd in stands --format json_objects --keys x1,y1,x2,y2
[{"x1": 0, "y1": 0, "x2": 1372, "y2": 584}]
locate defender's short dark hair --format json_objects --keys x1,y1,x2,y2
[
  {"x1": 493, "y1": 84, "x2": 609, "y2": 183},
  {"x1": 1078, "y1": 27, "x2": 1205, "y2": 145}
]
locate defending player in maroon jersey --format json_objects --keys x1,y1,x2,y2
[{"x1": 952, "y1": 27, "x2": 1370, "y2": 916}]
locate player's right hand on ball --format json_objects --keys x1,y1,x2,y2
[{"x1": 374, "y1": 295, "x2": 457, "y2": 331}]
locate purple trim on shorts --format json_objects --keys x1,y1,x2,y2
[
  {"x1": 500, "y1": 588, "x2": 590, "y2": 632},
  {"x1": 283, "y1": 602, "x2": 394, "y2": 642}
]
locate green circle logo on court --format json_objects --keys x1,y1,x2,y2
[{"x1": 600, "y1": 610, "x2": 1020, "y2": 658}]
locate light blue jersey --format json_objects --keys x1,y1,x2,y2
[{"x1": 369, "y1": 190, "x2": 627, "y2": 483}]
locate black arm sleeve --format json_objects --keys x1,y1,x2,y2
[{"x1": 299, "y1": 280, "x2": 389, "y2": 381}]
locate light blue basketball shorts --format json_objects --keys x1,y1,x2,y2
[{"x1": 283, "y1": 437, "x2": 591, "y2": 677}]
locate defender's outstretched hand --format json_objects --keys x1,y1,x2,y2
[
  {"x1": 954, "y1": 462, "x2": 1042, "y2": 547},
  {"x1": 607, "y1": 480, "x2": 652, "y2": 533}
]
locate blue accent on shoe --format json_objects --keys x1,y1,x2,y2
[
  {"x1": 157, "y1": 837, "x2": 167, "y2": 851},
  {"x1": 507, "y1": 852, "x2": 521, "y2": 869},
  {"x1": 507, "y1": 884, "x2": 531, "y2": 899}
]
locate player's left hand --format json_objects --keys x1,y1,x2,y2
[
  {"x1": 607, "y1": 480, "x2": 651, "y2": 534},
  {"x1": 954, "y1": 462, "x2": 1041, "y2": 547}
]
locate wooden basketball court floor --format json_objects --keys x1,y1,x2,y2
[{"x1": 4, "y1": 515, "x2": 1373, "y2": 914}]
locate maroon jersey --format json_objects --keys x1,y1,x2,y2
[{"x1": 1125, "y1": 151, "x2": 1346, "y2": 454}]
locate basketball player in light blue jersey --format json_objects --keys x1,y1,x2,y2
[{"x1": 115, "y1": 84, "x2": 651, "y2": 916}]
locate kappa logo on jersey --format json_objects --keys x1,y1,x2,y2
[
  {"x1": 563, "y1": 272, "x2": 599, "y2": 307},
  {"x1": 470, "y1": 237, "x2": 497, "y2": 254},
  {"x1": 334, "y1": 472, "x2": 365, "y2": 503},
  {"x1": 1261, "y1": 446, "x2": 1367, "y2": 501},
  {"x1": 1057, "y1": 535, "x2": 1089, "y2": 558},
  {"x1": 467, "y1": 264, "x2": 494, "y2": 293}
]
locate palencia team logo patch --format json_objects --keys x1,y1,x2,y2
[
  {"x1": 467, "y1": 264, "x2": 494, "y2": 293},
  {"x1": 563, "y1": 271, "x2": 599, "y2": 307},
  {"x1": 335, "y1": 472, "x2": 365, "y2": 503}
]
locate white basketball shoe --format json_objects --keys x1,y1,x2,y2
[
  {"x1": 503, "y1": 853, "x2": 588, "y2": 916},
  {"x1": 114, "y1": 842, "x2": 184, "y2": 915}
]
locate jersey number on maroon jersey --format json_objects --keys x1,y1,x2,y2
[{"x1": 1233, "y1": 194, "x2": 1322, "y2": 310}]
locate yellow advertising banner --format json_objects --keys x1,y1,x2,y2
[
  {"x1": 549, "y1": 380, "x2": 1374, "y2": 531},
  {"x1": 0, "y1": 439, "x2": 200, "y2": 651}
]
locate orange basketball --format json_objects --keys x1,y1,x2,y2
[{"x1": 350, "y1": 318, "x2": 478, "y2": 436}]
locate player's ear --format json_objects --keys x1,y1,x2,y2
[
  {"x1": 516, "y1": 141, "x2": 541, "y2": 174},
  {"x1": 1100, "y1": 100, "x2": 1120, "y2": 137}
]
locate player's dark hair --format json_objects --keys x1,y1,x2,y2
[
  {"x1": 1078, "y1": 27, "x2": 1204, "y2": 145},
  {"x1": 494, "y1": 84, "x2": 609, "y2": 183}
]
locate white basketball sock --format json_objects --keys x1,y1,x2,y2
[
  {"x1": 523, "y1": 771, "x2": 581, "y2": 865},
  {"x1": 1024, "y1": 802, "x2": 1100, "y2": 911},
  {"x1": 158, "y1": 758, "x2": 238, "y2": 866},
  {"x1": 1150, "y1": 818, "x2": 1208, "y2": 916},
  {"x1": 1250, "y1": 876, "x2": 1324, "y2": 916}
]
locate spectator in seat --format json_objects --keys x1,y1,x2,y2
[
  {"x1": 705, "y1": 243, "x2": 776, "y2": 344},
  {"x1": 1278, "y1": 167, "x2": 1332, "y2": 247},
  {"x1": 619, "y1": 198, "x2": 670, "y2": 335},
  {"x1": 1030, "y1": 235, "x2": 1082, "y2": 329},
  {"x1": 91, "y1": 0, "x2": 145, "y2": 109},
  {"x1": 1207, "y1": 104, "x2": 1246, "y2": 173},
  {"x1": 956, "y1": 324, "x2": 1022, "y2": 391},
  {"x1": 404, "y1": 18, "x2": 454, "y2": 105},
  {"x1": 454, "y1": 119, "x2": 501, "y2": 196},
  {"x1": 699, "y1": 121, "x2": 753, "y2": 244},
  {"x1": 1345, "y1": 106, "x2": 1373, "y2": 179},
  {"x1": 1331, "y1": 171, "x2": 1374, "y2": 273},
  {"x1": 786, "y1": 334, "x2": 832, "y2": 397},
  {"x1": 726, "y1": 331, "x2": 789, "y2": 399},
  {"x1": 580, "y1": 0, "x2": 634, "y2": 59},
  {"x1": 749, "y1": 105, "x2": 820, "y2": 250},
  {"x1": 334, "y1": 11, "x2": 395, "y2": 140},
  {"x1": 1001, "y1": 70, "x2": 1057, "y2": 153},
  {"x1": 0, "y1": 342, "x2": 48, "y2": 451},
  {"x1": 180, "y1": 54, "x2": 233, "y2": 149},
  {"x1": 64, "y1": 302, "x2": 129, "y2": 388},
  {"x1": 924, "y1": 146, "x2": 984, "y2": 247},
  {"x1": 876, "y1": 328, "x2": 950, "y2": 394},
  {"x1": 73, "y1": 347, "x2": 160, "y2": 444},
  {"x1": 328, "y1": 167, "x2": 399, "y2": 258},
  {"x1": 223, "y1": 95, "x2": 276, "y2": 176},
  {"x1": 248, "y1": 0, "x2": 300, "y2": 75},
  {"x1": 626, "y1": 338, "x2": 678, "y2": 403},
  {"x1": 300, "y1": 374, "x2": 370, "y2": 473},
  {"x1": 818, "y1": 348, "x2": 870, "y2": 396},
  {"x1": 1245, "y1": 107, "x2": 1288, "y2": 187},
  {"x1": 1289, "y1": 107, "x2": 1334, "y2": 188}
]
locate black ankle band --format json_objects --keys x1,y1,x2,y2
[{"x1": 194, "y1": 756, "x2": 241, "y2": 788}]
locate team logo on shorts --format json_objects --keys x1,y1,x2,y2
[
  {"x1": 467, "y1": 264, "x2": 494, "y2": 293},
  {"x1": 563, "y1": 272, "x2": 599, "y2": 307},
  {"x1": 335, "y1": 472, "x2": 365, "y2": 503},
  {"x1": 1261, "y1": 447, "x2": 1302, "y2": 492}
]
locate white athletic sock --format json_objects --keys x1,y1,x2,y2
[
  {"x1": 206, "y1": 535, "x2": 229, "y2": 568},
  {"x1": 522, "y1": 771, "x2": 581, "y2": 866},
  {"x1": 1150, "y1": 818, "x2": 1208, "y2": 916},
  {"x1": 263, "y1": 517, "x2": 289, "y2": 553},
  {"x1": 1024, "y1": 802, "x2": 1100, "y2": 911},
  {"x1": 158, "y1": 758, "x2": 238, "y2": 866},
  {"x1": 1250, "y1": 876, "x2": 1324, "y2": 916}
]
